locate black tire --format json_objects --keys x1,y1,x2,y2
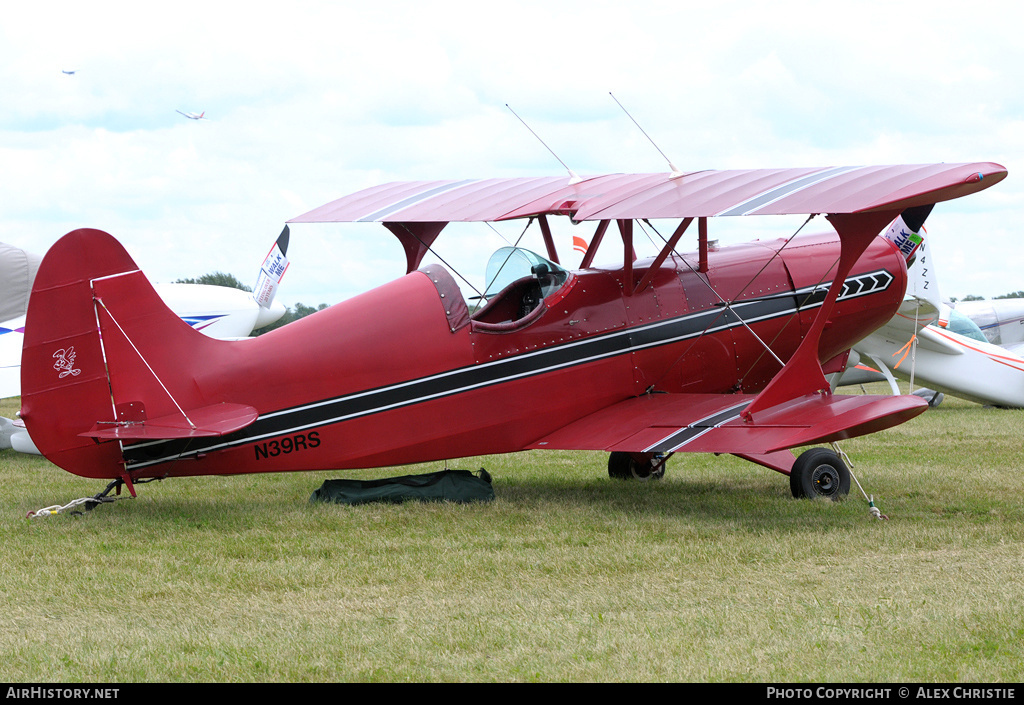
[
  {"x1": 608, "y1": 452, "x2": 666, "y2": 481},
  {"x1": 790, "y1": 448, "x2": 850, "y2": 500}
]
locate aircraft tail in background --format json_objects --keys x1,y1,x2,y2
[
  {"x1": 252, "y1": 226, "x2": 290, "y2": 326},
  {"x1": 149, "y1": 226, "x2": 290, "y2": 339}
]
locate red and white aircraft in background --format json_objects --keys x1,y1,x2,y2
[{"x1": 16, "y1": 162, "x2": 1006, "y2": 505}]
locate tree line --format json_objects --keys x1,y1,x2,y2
[{"x1": 953, "y1": 291, "x2": 1024, "y2": 302}]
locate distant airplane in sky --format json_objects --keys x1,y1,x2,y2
[
  {"x1": 176, "y1": 110, "x2": 206, "y2": 120},
  {"x1": 62, "y1": 70, "x2": 75, "y2": 75}
]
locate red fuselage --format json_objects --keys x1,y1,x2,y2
[{"x1": 111, "y1": 231, "x2": 907, "y2": 480}]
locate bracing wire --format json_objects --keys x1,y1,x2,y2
[
  {"x1": 95, "y1": 297, "x2": 196, "y2": 429},
  {"x1": 641, "y1": 214, "x2": 821, "y2": 391}
]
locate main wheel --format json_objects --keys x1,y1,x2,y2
[
  {"x1": 608, "y1": 452, "x2": 667, "y2": 481},
  {"x1": 790, "y1": 448, "x2": 850, "y2": 500}
]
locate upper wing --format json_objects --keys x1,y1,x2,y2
[
  {"x1": 289, "y1": 163, "x2": 1006, "y2": 224},
  {"x1": 527, "y1": 391, "x2": 927, "y2": 456}
]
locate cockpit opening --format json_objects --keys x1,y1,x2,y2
[{"x1": 471, "y1": 247, "x2": 570, "y2": 327}]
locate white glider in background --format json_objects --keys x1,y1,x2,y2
[{"x1": 839, "y1": 211, "x2": 1024, "y2": 408}]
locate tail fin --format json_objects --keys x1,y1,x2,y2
[
  {"x1": 881, "y1": 204, "x2": 951, "y2": 327},
  {"x1": 250, "y1": 225, "x2": 290, "y2": 329},
  {"x1": 20, "y1": 229, "x2": 255, "y2": 480}
]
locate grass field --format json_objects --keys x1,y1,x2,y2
[{"x1": 2, "y1": 391, "x2": 1023, "y2": 682}]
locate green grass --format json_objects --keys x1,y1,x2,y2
[{"x1": 2, "y1": 392, "x2": 1023, "y2": 682}]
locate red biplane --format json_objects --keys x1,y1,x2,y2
[{"x1": 19, "y1": 162, "x2": 1006, "y2": 504}]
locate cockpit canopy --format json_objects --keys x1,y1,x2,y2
[{"x1": 946, "y1": 308, "x2": 987, "y2": 343}]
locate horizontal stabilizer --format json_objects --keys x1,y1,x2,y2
[
  {"x1": 528, "y1": 392, "x2": 927, "y2": 456},
  {"x1": 81, "y1": 402, "x2": 258, "y2": 441}
]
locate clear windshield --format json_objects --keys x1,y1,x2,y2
[{"x1": 482, "y1": 247, "x2": 568, "y2": 300}]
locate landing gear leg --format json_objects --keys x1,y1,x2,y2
[{"x1": 608, "y1": 452, "x2": 670, "y2": 481}]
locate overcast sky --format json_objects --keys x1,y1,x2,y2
[{"x1": 3, "y1": 0, "x2": 1023, "y2": 306}]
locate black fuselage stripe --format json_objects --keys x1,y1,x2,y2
[{"x1": 123, "y1": 269, "x2": 893, "y2": 468}]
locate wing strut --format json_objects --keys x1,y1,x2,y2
[
  {"x1": 536, "y1": 215, "x2": 560, "y2": 265},
  {"x1": 619, "y1": 219, "x2": 633, "y2": 294},
  {"x1": 384, "y1": 222, "x2": 448, "y2": 274},
  {"x1": 580, "y1": 220, "x2": 610, "y2": 269},
  {"x1": 633, "y1": 218, "x2": 693, "y2": 294},
  {"x1": 617, "y1": 220, "x2": 642, "y2": 294},
  {"x1": 743, "y1": 209, "x2": 902, "y2": 420},
  {"x1": 698, "y1": 217, "x2": 709, "y2": 273}
]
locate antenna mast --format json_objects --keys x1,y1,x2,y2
[
  {"x1": 506, "y1": 104, "x2": 583, "y2": 185},
  {"x1": 610, "y1": 92, "x2": 684, "y2": 179}
]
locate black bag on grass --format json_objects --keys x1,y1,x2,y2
[{"x1": 310, "y1": 468, "x2": 494, "y2": 506}]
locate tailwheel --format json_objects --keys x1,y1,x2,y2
[
  {"x1": 790, "y1": 447, "x2": 850, "y2": 501},
  {"x1": 608, "y1": 452, "x2": 669, "y2": 481}
]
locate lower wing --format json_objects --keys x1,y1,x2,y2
[{"x1": 528, "y1": 391, "x2": 926, "y2": 456}]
